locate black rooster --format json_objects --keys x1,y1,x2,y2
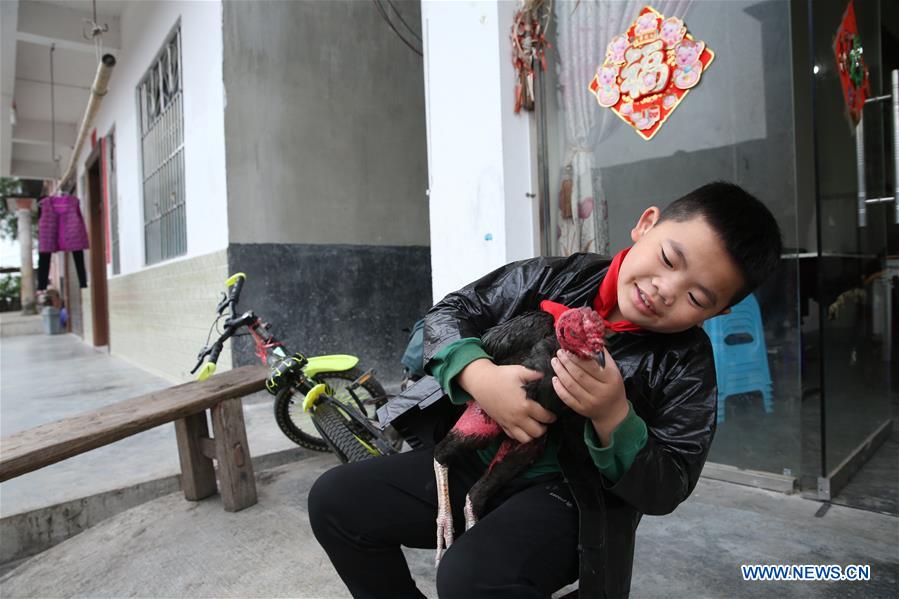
[{"x1": 433, "y1": 306, "x2": 607, "y2": 564}]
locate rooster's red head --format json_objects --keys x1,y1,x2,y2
[{"x1": 555, "y1": 307, "x2": 606, "y2": 360}]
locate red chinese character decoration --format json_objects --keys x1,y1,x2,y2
[
  {"x1": 833, "y1": 0, "x2": 869, "y2": 127},
  {"x1": 589, "y1": 6, "x2": 715, "y2": 141}
]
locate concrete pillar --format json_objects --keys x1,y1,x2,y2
[
  {"x1": 6, "y1": 198, "x2": 37, "y2": 315},
  {"x1": 421, "y1": 0, "x2": 540, "y2": 303}
]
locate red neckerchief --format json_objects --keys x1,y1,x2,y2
[{"x1": 539, "y1": 247, "x2": 645, "y2": 333}]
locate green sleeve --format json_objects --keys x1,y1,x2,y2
[
  {"x1": 424, "y1": 337, "x2": 494, "y2": 405},
  {"x1": 583, "y1": 401, "x2": 648, "y2": 483}
]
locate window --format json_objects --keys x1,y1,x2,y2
[{"x1": 137, "y1": 26, "x2": 185, "y2": 264}]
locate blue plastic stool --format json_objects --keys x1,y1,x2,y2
[{"x1": 702, "y1": 293, "x2": 773, "y2": 424}]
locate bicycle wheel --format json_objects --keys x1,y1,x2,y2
[
  {"x1": 311, "y1": 402, "x2": 380, "y2": 463},
  {"x1": 273, "y1": 367, "x2": 387, "y2": 452}
]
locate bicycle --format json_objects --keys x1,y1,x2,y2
[{"x1": 191, "y1": 272, "x2": 401, "y2": 462}]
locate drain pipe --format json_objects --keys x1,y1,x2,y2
[{"x1": 55, "y1": 53, "x2": 116, "y2": 194}]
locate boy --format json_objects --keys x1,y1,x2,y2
[{"x1": 309, "y1": 181, "x2": 782, "y2": 598}]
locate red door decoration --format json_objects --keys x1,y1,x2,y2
[
  {"x1": 511, "y1": 0, "x2": 552, "y2": 114},
  {"x1": 589, "y1": 6, "x2": 714, "y2": 141},
  {"x1": 833, "y1": 0, "x2": 869, "y2": 127}
]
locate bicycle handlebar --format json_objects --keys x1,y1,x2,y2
[
  {"x1": 192, "y1": 273, "x2": 252, "y2": 375},
  {"x1": 223, "y1": 272, "x2": 246, "y2": 317},
  {"x1": 228, "y1": 274, "x2": 245, "y2": 305}
]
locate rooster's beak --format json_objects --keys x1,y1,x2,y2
[{"x1": 596, "y1": 352, "x2": 606, "y2": 369}]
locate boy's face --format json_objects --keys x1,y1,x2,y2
[{"x1": 610, "y1": 207, "x2": 745, "y2": 333}]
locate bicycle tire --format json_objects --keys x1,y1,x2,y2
[
  {"x1": 273, "y1": 367, "x2": 387, "y2": 452},
  {"x1": 312, "y1": 402, "x2": 380, "y2": 463}
]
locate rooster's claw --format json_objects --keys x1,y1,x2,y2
[{"x1": 434, "y1": 458, "x2": 454, "y2": 566}]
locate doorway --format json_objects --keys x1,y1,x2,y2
[
  {"x1": 804, "y1": 0, "x2": 898, "y2": 514},
  {"x1": 84, "y1": 144, "x2": 109, "y2": 348}
]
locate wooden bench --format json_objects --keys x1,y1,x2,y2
[{"x1": 0, "y1": 365, "x2": 270, "y2": 512}]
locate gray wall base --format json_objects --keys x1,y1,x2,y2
[
  {"x1": 227, "y1": 243, "x2": 432, "y2": 386},
  {"x1": 701, "y1": 461, "x2": 798, "y2": 494},
  {"x1": 815, "y1": 418, "x2": 892, "y2": 502}
]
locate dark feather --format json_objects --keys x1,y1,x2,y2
[
  {"x1": 435, "y1": 309, "x2": 589, "y2": 524},
  {"x1": 481, "y1": 310, "x2": 555, "y2": 366},
  {"x1": 482, "y1": 311, "x2": 566, "y2": 414}
]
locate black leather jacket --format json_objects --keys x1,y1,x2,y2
[{"x1": 421, "y1": 252, "x2": 718, "y2": 598}]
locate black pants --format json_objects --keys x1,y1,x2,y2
[
  {"x1": 308, "y1": 447, "x2": 580, "y2": 599},
  {"x1": 37, "y1": 251, "x2": 87, "y2": 290}
]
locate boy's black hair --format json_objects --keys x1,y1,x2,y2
[{"x1": 657, "y1": 181, "x2": 783, "y2": 309}]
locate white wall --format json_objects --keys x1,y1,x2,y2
[
  {"x1": 421, "y1": 0, "x2": 540, "y2": 303},
  {"x1": 72, "y1": 0, "x2": 228, "y2": 276}
]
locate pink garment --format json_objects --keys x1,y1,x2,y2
[{"x1": 38, "y1": 195, "x2": 90, "y2": 253}]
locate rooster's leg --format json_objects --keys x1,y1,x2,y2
[
  {"x1": 432, "y1": 402, "x2": 503, "y2": 566},
  {"x1": 463, "y1": 494, "x2": 477, "y2": 530},
  {"x1": 434, "y1": 458, "x2": 453, "y2": 566}
]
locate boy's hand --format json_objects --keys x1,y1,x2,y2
[
  {"x1": 458, "y1": 360, "x2": 556, "y2": 444},
  {"x1": 551, "y1": 347, "x2": 629, "y2": 445}
]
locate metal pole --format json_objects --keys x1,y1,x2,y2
[
  {"x1": 56, "y1": 54, "x2": 117, "y2": 194},
  {"x1": 50, "y1": 44, "x2": 60, "y2": 179},
  {"x1": 892, "y1": 69, "x2": 898, "y2": 224},
  {"x1": 855, "y1": 113, "x2": 866, "y2": 227}
]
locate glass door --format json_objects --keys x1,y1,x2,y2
[
  {"x1": 538, "y1": 0, "x2": 806, "y2": 482},
  {"x1": 808, "y1": 0, "x2": 897, "y2": 511}
]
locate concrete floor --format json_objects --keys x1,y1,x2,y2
[
  {"x1": 1, "y1": 328, "x2": 897, "y2": 597},
  {"x1": 0, "y1": 454, "x2": 896, "y2": 598},
  {"x1": 0, "y1": 333, "x2": 298, "y2": 516}
]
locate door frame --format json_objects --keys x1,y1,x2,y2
[
  {"x1": 85, "y1": 143, "x2": 110, "y2": 347},
  {"x1": 801, "y1": 0, "x2": 897, "y2": 502}
]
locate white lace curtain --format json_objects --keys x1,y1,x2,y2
[{"x1": 553, "y1": 0, "x2": 692, "y2": 257}]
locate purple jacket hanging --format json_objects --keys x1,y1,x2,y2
[{"x1": 38, "y1": 195, "x2": 90, "y2": 253}]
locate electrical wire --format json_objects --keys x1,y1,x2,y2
[
  {"x1": 372, "y1": 0, "x2": 422, "y2": 57},
  {"x1": 205, "y1": 314, "x2": 223, "y2": 347},
  {"x1": 373, "y1": 0, "x2": 420, "y2": 54},
  {"x1": 82, "y1": 0, "x2": 109, "y2": 61},
  {"x1": 386, "y1": 0, "x2": 422, "y2": 43}
]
